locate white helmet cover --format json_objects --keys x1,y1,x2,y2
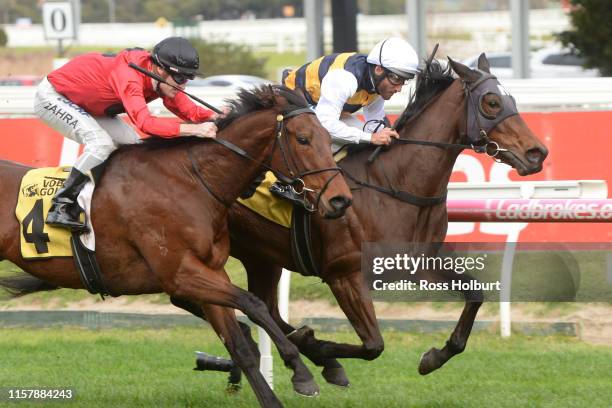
[{"x1": 367, "y1": 37, "x2": 420, "y2": 78}]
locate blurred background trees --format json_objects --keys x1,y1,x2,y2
[
  {"x1": 558, "y1": 0, "x2": 612, "y2": 76},
  {"x1": 191, "y1": 39, "x2": 267, "y2": 77},
  {"x1": 0, "y1": 0, "x2": 304, "y2": 24}
]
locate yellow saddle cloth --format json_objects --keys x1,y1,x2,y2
[
  {"x1": 237, "y1": 171, "x2": 293, "y2": 228},
  {"x1": 15, "y1": 167, "x2": 73, "y2": 259},
  {"x1": 236, "y1": 149, "x2": 348, "y2": 228}
]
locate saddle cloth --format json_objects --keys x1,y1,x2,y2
[
  {"x1": 237, "y1": 171, "x2": 293, "y2": 228},
  {"x1": 15, "y1": 167, "x2": 96, "y2": 259},
  {"x1": 236, "y1": 149, "x2": 348, "y2": 227}
]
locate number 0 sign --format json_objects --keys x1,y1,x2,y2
[{"x1": 42, "y1": 2, "x2": 76, "y2": 40}]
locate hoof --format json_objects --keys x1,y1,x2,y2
[
  {"x1": 418, "y1": 348, "x2": 443, "y2": 376},
  {"x1": 292, "y1": 378, "x2": 320, "y2": 397},
  {"x1": 321, "y1": 366, "x2": 350, "y2": 388},
  {"x1": 225, "y1": 382, "x2": 242, "y2": 395}
]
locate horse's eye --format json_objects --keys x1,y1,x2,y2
[
  {"x1": 489, "y1": 100, "x2": 500, "y2": 108},
  {"x1": 296, "y1": 136, "x2": 310, "y2": 145}
]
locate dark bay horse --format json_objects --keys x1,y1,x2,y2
[
  {"x1": 0, "y1": 86, "x2": 352, "y2": 408},
  {"x1": 192, "y1": 55, "x2": 548, "y2": 387}
]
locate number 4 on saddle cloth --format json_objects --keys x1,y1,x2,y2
[{"x1": 15, "y1": 167, "x2": 107, "y2": 296}]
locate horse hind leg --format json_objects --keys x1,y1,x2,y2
[
  {"x1": 170, "y1": 296, "x2": 245, "y2": 391},
  {"x1": 418, "y1": 273, "x2": 483, "y2": 375},
  {"x1": 171, "y1": 256, "x2": 319, "y2": 396},
  {"x1": 202, "y1": 304, "x2": 283, "y2": 408},
  {"x1": 0, "y1": 272, "x2": 59, "y2": 297}
]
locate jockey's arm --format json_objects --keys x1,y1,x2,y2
[
  {"x1": 166, "y1": 95, "x2": 220, "y2": 138},
  {"x1": 109, "y1": 63, "x2": 186, "y2": 137},
  {"x1": 163, "y1": 92, "x2": 216, "y2": 123},
  {"x1": 316, "y1": 69, "x2": 373, "y2": 145},
  {"x1": 110, "y1": 59, "x2": 216, "y2": 139},
  {"x1": 179, "y1": 122, "x2": 217, "y2": 138}
]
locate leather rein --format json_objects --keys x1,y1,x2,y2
[
  {"x1": 342, "y1": 73, "x2": 520, "y2": 207},
  {"x1": 188, "y1": 106, "x2": 342, "y2": 209}
]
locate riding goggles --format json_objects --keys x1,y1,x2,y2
[
  {"x1": 385, "y1": 69, "x2": 415, "y2": 86},
  {"x1": 168, "y1": 71, "x2": 194, "y2": 85}
]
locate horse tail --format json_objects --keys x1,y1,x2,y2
[{"x1": 0, "y1": 273, "x2": 59, "y2": 298}]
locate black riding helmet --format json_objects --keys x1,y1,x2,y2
[{"x1": 151, "y1": 37, "x2": 199, "y2": 78}]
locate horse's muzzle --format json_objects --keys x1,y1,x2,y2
[
  {"x1": 526, "y1": 146, "x2": 548, "y2": 166},
  {"x1": 519, "y1": 146, "x2": 548, "y2": 175},
  {"x1": 324, "y1": 195, "x2": 352, "y2": 219}
]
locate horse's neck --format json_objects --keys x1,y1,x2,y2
[
  {"x1": 191, "y1": 112, "x2": 276, "y2": 205},
  {"x1": 375, "y1": 82, "x2": 464, "y2": 198}
]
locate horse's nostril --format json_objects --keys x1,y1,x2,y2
[
  {"x1": 329, "y1": 196, "x2": 351, "y2": 211},
  {"x1": 526, "y1": 147, "x2": 547, "y2": 164}
]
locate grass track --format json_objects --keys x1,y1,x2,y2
[
  {"x1": 0, "y1": 328, "x2": 610, "y2": 408},
  {"x1": 0, "y1": 259, "x2": 340, "y2": 306}
]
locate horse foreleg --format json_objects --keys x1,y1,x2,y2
[
  {"x1": 266, "y1": 269, "x2": 384, "y2": 363},
  {"x1": 243, "y1": 260, "x2": 350, "y2": 387},
  {"x1": 418, "y1": 273, "x2": 483, "y2": 375},
  {"x1": 307, "y1": 271, "x2": 384, "y2": 361},
  {"x1": 202, "y1": 304, "x2": 283, "y2": 408},
  {"x1": 260, "y1": 270, "x2": 384, "y2": 364},
  {"x1": 172, "y1": 255, "x2": 319, "y2": 396}
]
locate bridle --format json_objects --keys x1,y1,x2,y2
[
  {"x1": 188, "y1": 105, "x2": 342, "y2": 211},
  {"x1": 461, "y1": 69, "x2": 519, "y2": 161},
  {"x1": 367, "y1": 70, "x2": 521, "y2": 161},
  {"x1": 343, "y1": 70, "x2": 523, "y2": 207},
  {"x1": 269, "y1": 107, "x2": 343, "y2": 212}
]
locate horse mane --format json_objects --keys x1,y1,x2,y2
[
  {"x1": 216, "y1": 85, "x2": 309, "y2": 131},
  {"x1": 394, "y1": 59, "x2": 455, "y2": 132},
  {"x1": 137, "y1": 85, "x2": 309, "y2": 150}
]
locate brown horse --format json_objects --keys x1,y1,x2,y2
[
  {"x1": 0, "y1": 86, "x2": 353, "y2": 408},
  {"x1": 185, "y1": 55, "x2": 549, "y2": 387}
]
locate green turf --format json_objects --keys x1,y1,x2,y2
[
  {"x1": 0, "y1": 328, "x2": 609, "y2": 407},
  {"x1": 3, "y1": 247, "x2": 611, "y2": 306},
  {"x1": 0, "y1": 258, "x2": 337, "y2": 306},
  {"x1": 2, "y1": 237, "x2": 611, "y2": 309}
]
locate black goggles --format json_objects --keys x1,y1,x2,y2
[
  {"x1": 168, "y1": 71, "x2": 194, "y2": 85},
  {"x1": 384, "y1": 69, "x2": 415, "y2": 86}
]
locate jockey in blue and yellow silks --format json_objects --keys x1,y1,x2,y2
[{"x1": 283, "y1": 37, "x2": 420, "y2": 153}]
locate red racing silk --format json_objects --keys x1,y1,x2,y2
[{"x1": 48, "y1": 49, "x2": 214, "y2": 137}]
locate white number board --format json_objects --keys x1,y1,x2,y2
[{"x1": 42, "y1": 2, "x2": 76, "y2": 40}]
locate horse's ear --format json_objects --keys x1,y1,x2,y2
[
  {"x1": 477, "y1": 53, "x2": 491, "y2": 73},
  {"x1": 447, "y1": 57, "x2": 480, "y2": 83}
]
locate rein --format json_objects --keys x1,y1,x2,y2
[
  {"x1": 342, "y1": 167, "x2": 447, "y2": 206},
  {"x1": 343, "y1": 72, "x2": 522, "y2": 207},
  {"x1": 188, "y1": 105, "x2": 343, "y2": 210}
]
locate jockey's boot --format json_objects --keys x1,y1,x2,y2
[
  {"x1": 46, "y1": 168, "x2": 90, "y2": 233},
  {"x1": 269, "y1": 181, "x2": 304, "y2": 206}
]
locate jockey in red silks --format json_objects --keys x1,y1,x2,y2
[{"x1": 34, "y1": 37, "x2": 219, "y2": 232}]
